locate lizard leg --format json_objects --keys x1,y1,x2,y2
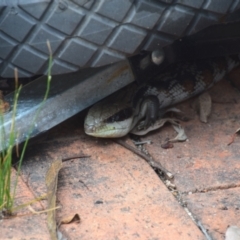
[{"x1": 135, "y1": 95, "x2": 159, "y2": 130}]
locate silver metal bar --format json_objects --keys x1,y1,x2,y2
[{"x1": 1, "y1": 60, "x2": 134, "y2": 151}]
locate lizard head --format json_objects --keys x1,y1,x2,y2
[{"x1": 84, "y1": 99, "x2": 134, "y2": 138}]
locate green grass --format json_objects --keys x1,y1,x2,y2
[{"x1": 0, "y1": 41, "x2": 52, "y2": 216}]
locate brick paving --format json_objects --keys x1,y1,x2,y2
[{"x1": 1, "y1": 67, "x2": 240, "y2": 240}]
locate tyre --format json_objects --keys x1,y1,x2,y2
[{"x1": 0, "y1": 0, "x2": 240, "y2": 77}]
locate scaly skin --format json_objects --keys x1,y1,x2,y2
[{"x1": 84, "y1": 55, "x2": 240, "y2": 138}]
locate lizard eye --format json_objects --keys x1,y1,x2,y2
[{"x1": 104, "y1": 107, "x2": 133, "y2": 123}]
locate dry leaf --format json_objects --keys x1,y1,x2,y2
[
  {"x1": 225, "y1": 225, "x2": 240, "y2": 240},
  {"x1": 59, "y1": 214, "x2": 81, "y2": 226},
  {"x1": 169, "y1": 123, "x2": 188, "y2": 142},
  {"x1": 193, "y1": 92, "x2": 212, "y2": 123},
  {"x1": 45, "y1": 158, "x2": 63, "y2": 240},
  {"x1": 132, "y1": 117, "x2": 187, "y2": 142},
  {"x1": 161, "y1": 141, "x2": 174, "y2": 149}
]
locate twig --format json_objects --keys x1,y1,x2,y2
[
  {"x1": 114, "y1": 139, "x2": 173, "y2": 179},
  {"x1": 12, "y1": 155, "x2": 90, "y2": 167},
  {"x1": 133, "y1": 140, "x2": 152, "y2": 145},
  {"x1": 62, "y1": 155, "x2": 90, "y2": 162},
  {"x1": 196, "y1": 220, "x2": 213, "y2": 240},
  {"x1": 228, "y1": 133, "x2": 237, "y2": 146},
  {"x1": 228, "y1": 128, "x2": 240, "y2": 146}
]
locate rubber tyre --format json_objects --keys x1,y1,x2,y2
[{"x1": 0, "y1": 0, "x2": 240, "y2": 77}]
